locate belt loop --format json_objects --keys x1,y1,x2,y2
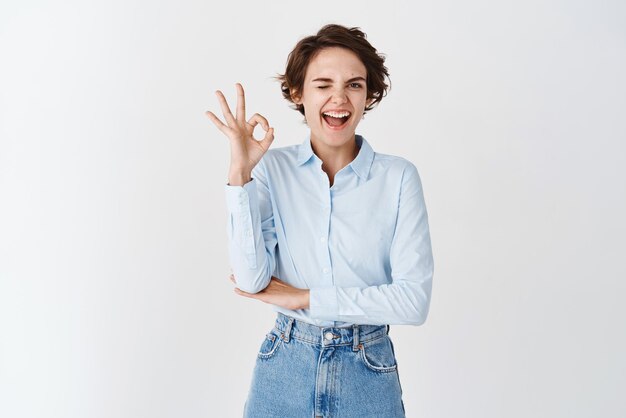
[
  {"x1": 386, "y1": 324, "x2": 390, "y2": 335},
  {"x1": 282, "y1": 316, "x2": 295, "y2": 343},
  {"x1": 352, "y1": 324, "x2": 360, "y2": 351}
]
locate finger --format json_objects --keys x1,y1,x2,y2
[
  {"x1": 247, "y1": 113, "x2": 270, "y2": 132},
  {"x1": 235, "y1": 83, "x2": 246, "y2": 123},
  {"x1": 215, "y1": 90, "x2": 237, "y2": 126},
  {"x1": 270, "y1": 277, "x2": 288, "y2": 288},
  {"x1": 234, "y1": 288, "x2": 254, "y2": 299},
  {"x1": 235, "y1": 289, "x2": 270, "y2": 305},
  {"x1": 259, "y1": 127, "x2": 275, "y2": 150},
  {"x1": 205, "y1": 111, "x2": 231, "y2": 135}
]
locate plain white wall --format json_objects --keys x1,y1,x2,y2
[{"x1": 1, "y1": 0, "x2": 625, "y2": 417}]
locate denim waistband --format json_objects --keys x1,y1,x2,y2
[{"x1": 273, "y1": 312, "x2": 390, "y2": 349}]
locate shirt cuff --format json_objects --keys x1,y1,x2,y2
[
  {"x1": 224, "y1": 179, "x2": 259, "y2": 268},
  {"x1": 225, "y1": 178, "x2": 258, "y2": 214},
  {"x1": 309, "y1": 287, "x2": 339, "y2": 320}
]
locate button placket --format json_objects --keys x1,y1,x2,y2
[{"x1": 317, "y1": 176, "x2": 334, "y2": 285}]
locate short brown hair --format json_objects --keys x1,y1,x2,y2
[{"x1": 277, "y1": 24, "x2": 391, "y2": 116}]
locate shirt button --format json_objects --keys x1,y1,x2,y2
[
  {"x1": 323, "y1": 267, "x2": 329, "y2": 274},
  {"x1": 320, "y1": 236, "x2": 326, "y2": 243},
  {"x1": 324, "y1": 332, "x2": 334, "y2": 341}
]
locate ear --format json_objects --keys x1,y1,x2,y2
[
  {"x1": 365, "y1": 97, "x2": 375, "y2": 107},
  {"x1": 290, "y1": 89, "x2": 302, "y2": 105}
]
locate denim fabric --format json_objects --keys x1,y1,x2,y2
[{"x1": 243, "y1": 312, "x2": 406, "y2": 418}]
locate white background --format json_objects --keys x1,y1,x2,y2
[{"x1": 1, "y1": 1, "x2": 625, "y2": 417}]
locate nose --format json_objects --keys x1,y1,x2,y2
[{"x1": 330, "y1": 86, "x2": 348, "y2": 104}]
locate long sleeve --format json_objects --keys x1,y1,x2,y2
[
  {"x1": 224, "y1": 159, "x2": 277, "y2": 294},
  {"x1": 308, "y1": 163, "x2": 434, "y2": 325}
]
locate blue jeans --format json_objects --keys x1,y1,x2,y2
[{"x1": 243, "y1": 312, "x2": 406, "y2": 417}]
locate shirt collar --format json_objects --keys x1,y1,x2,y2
[
  {"x1": 296, "y1": 134, "x2": 315, "y2": 166},
  {"x1": 297, "y1": 134, "x2": 375, "y2": 181},
  {"x1": 349, "y1": 135, "x2": 375, "y2": 180}
]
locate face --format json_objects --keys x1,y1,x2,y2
[{"x1": 292, "y1": 47, "x2": 373, "y2": 152}]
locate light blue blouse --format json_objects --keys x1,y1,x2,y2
[{"x1": 224, "y1": 134, "x2": 434, "y2": 327}]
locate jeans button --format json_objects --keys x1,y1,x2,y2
[{"x1": 324, "y1": 332, "x2": 334, "y2": 341}]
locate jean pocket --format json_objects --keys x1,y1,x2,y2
[
  {"x1": 358, "y1": 336, "x2": 398, "y2": 373},
  {"x1": 257, "y1": 330, "x2": 282, "y2": 360}
]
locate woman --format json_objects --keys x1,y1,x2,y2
[{"x1": 206, "y1": 24, "x2": 433, "y2": 418}]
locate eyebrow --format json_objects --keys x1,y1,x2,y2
[{"x1": 311, "y1": 76, "x2": 366, "y2": 83}]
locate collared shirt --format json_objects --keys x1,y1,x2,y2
[{"x1": 224, "y1": 134, "x2": 434, "y2": 327}]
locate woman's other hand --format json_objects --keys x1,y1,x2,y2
[
  {"x1": 206, "y1": 83, "x2": 275, "y2": 186},
  {"x1": 229, "y1": 274, "x2": 310, "y2": 310}
]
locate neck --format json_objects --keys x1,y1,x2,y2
[{"x1": 310, "y1": 135, "x2": 359, "y2": 176}]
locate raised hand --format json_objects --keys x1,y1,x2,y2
[{"x1": 206, "y1": 83, "x2": 274, "y2": 185}]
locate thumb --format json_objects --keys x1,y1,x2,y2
[{"x1": 260, "y1": 127, "x2": 275, "y2": 150}]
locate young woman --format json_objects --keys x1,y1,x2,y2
[{"x1": 206, "y1": 24, "x2": 434, "y2": 418}]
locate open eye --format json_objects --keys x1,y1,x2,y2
[{"x1": 349, "y1": 83, "x2": 363, "y2": 89}]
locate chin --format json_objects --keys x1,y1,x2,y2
[{"x1": 313, "y1": 129, "x2": 356, "y2": 148}]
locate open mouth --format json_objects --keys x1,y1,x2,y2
[{"x1": 322, "y1": 111, "x2": 351, "y2": 129}]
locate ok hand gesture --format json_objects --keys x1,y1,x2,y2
[{"x1": 205, "y1": 83, "x2": 274, "y2": 185}]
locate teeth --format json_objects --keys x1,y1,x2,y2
[{"x1": 323, "y1": 111, "x2": 351, "y2": 118}]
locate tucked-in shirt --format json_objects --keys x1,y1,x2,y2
[{"x1": 224, "y1": 134, "x2": 434, "y2": 327}]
